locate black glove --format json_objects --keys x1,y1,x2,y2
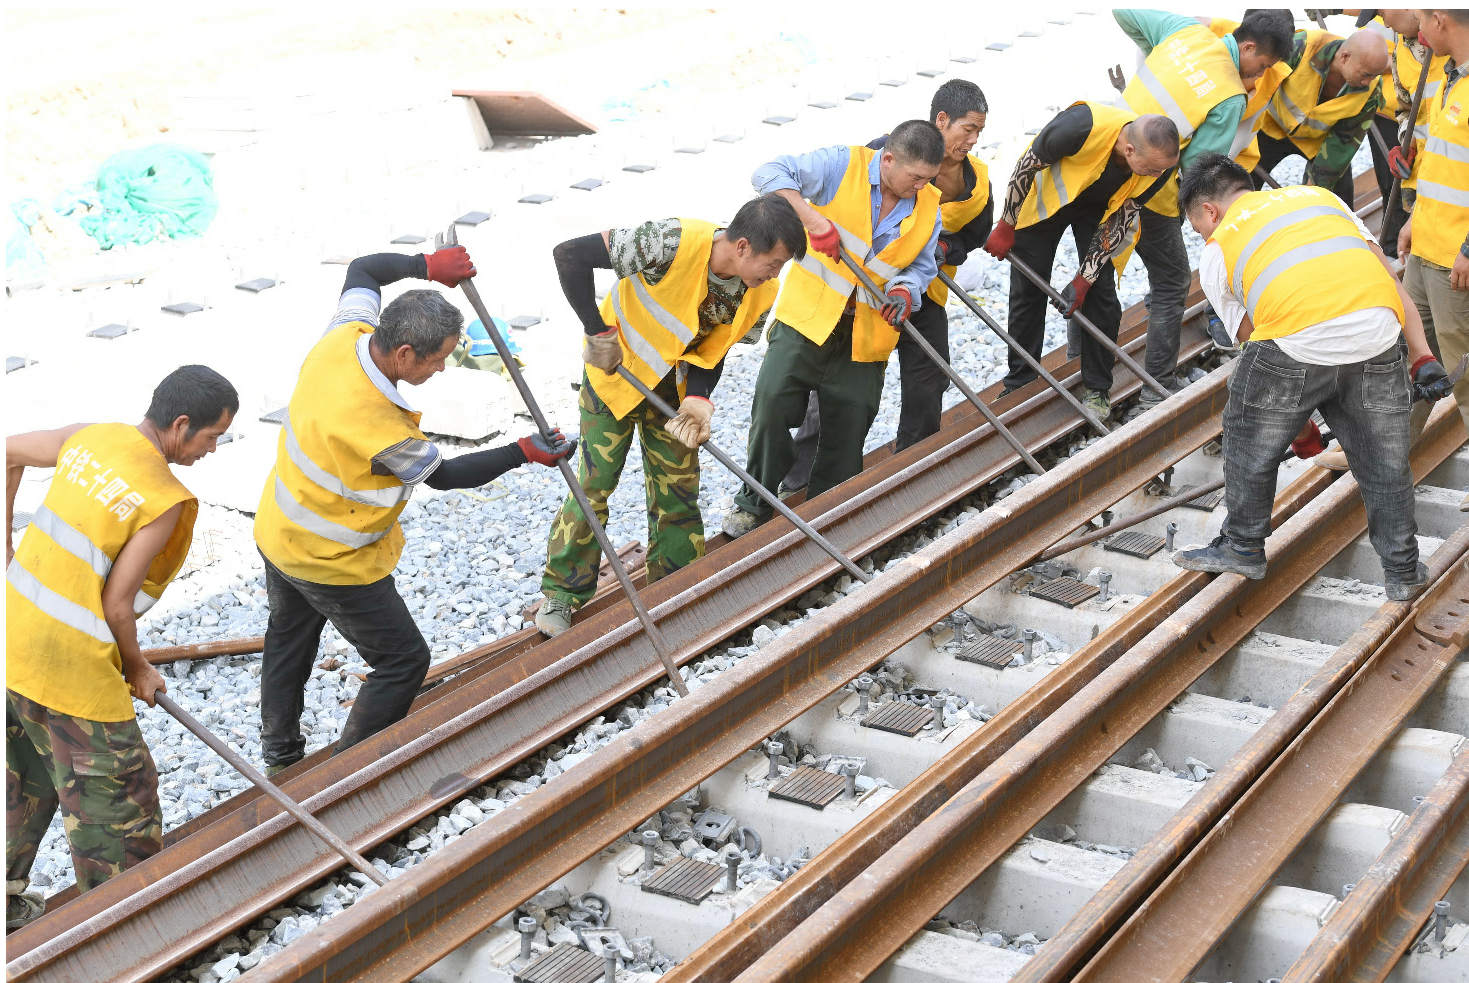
[
  {"x1": 937, "y1": 234, "x2": 969, "y2": 269},
  {"x1": 1412, "y1": 355, "x2": 1454, "y2": 402}
]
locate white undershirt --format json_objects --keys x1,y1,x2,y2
[{"x1": 1200, "y1": 207, "x2": 1402, "y2": 366}]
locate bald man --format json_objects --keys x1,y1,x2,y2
[{"x1": 1255, "y1": 27, "x2": 1390, "y2": 203}]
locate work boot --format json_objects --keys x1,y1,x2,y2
[
  {"x1": 1311, "y1": 448, "x2": 1350, "y2": 472},
  {"x1": 1385, "y1": 562, "x2": 1429, "y2": 602},
  {"x1": 265, "y1": 763, "x2": 290, "y2": 778},
  {"x1": 535, "y1": 597, "x2": 574, "y2": 637},
  {"x1": 721, "y1": 508, "x2": 762, "y2": 539},
  {"x1": 1173, "y1": 536, "x2": 1267, "y2": 579},
  {"x1": 1206, "y1": 313, "x2": 1236, "y2": 352},
  {"x1": 1461, "y1": 489, "x2": 1469, "y2": 513},
  {"x1": 1082, "y1": 389, "x2": 1112, "y2": 422},
  {"x1": 7, "y1": 888, "x2": 44, "y2": 929}
]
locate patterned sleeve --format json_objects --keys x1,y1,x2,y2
[
  {"x1": 371, "y1": 437, "x2": 442, "y2": 485},
  {"x1": 606, "y1": 219, "x2": 682, "y2": 282},
  {"x1": 328, "y1": 287, "x2": 382, "y2": 333}
]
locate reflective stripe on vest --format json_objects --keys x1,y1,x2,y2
[
  {"x1": 7, "y1": 562, "x2": 115, "y2": 644},
  {"x1": 1425, "y1": 134, "x2": 1469, "y2": 164},
  {"x1": 1243, "y1": 235, "x2": 1373, "y2": 315},
  {"x1": 1036, "y1": 167, "x2": 1070, "y2": 220},
  {"x1": 610, "y1": 288, "x2": 673, "y2": 377},
  {"x1": 284, "y1": 416, "x2": 410, "y2": 509},
  {"x1": 1122, "y1": 23, "x2": 1245, "y2": 145},
  {"x1": 1417, "y1": 178, "x2": 1469, "y2": 207},
  {"x1": 1411, "y1": 73, "x2": 1469, "y2": 267},
  {"x1": 272, "y1": 475, "x2": 388, "y2": 549},
  {"x1": 31, "y1": 504, "x2": 111, "y2": 578},
  {"x1": 1132, "y1": 60, "x2": 1196, "y2": 138},
  {"x1": 1228, "y1": 204, "x2": 1344, "y2": 301}
]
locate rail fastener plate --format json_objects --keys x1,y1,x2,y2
[
  {"x1": 1030, "y1": 576, "x2": 1102, "y2": 608},
  {"x1": 1103, "y1": 531, "x2": 1168, "y2": 558},
  {"x1": 955, "y1": 634, "x2": 1024, "y2": 668},
  {"x1": 514, "y1": 943, "x2": 603, "y2": 983},
  {"x1": 768, "y1": 766, "x2": 848, "y2": 809},
  {"x1": 640, "y1": 856, "x2": 727, "y2": 904},
  {"x1": 861, "y1": 700, "x2": 936, "y2": 737}
]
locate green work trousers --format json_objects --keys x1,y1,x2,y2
[
  {"x1": 735, "y1": 315, "x2": 887, "y2": 514},
  {"x1": 541, "y1": 371, "x2": 703, "y2": 608}
]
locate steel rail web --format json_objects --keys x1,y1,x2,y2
[
  {"x1": 4, "y1": 299, "x2": 1209, "y2": 981},
  {"x1": 723, "y1": 404, "x2": 1466, "y2": 983},
  {"x1": 222, "y1": 366, "x2": 1232, "y2": 983},
  {"x1": 666, "y1": 458, "x2": 1337, "y2": 983}
]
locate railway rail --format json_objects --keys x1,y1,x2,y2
[{"x1": 9, "y1": 174, "x2": 1461, "y2": 983}]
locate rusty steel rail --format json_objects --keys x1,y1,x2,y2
[
  {"x1": 1057, "y1": 453, "x2": 1469, "y2": 981},
  {"x1": 1282, "y1": 743, "x2": 1469, "y2": 983},
  {"x1": 722, "y1": 403, "x2": 1464, "y2": 983},
  {"x1": 221, "y1": 363, "x2": 1232, "y2": 983},
  {"x1": 667, "y1": 460, "x2": 1336, "y2": 983},
  {"x1": 6, "y1": 287, "x2": 1204, "y2": 981}
]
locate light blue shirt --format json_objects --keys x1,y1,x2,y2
[{"x1": 752, "y1": 145, "x2": 942, "y2": 307}]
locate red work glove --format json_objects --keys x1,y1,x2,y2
[
  {"x1": 518, "y1": 428, "x2": 577, "y2": 466},
  {"x1": 807, "y1": 221, "x2": 842, "y2": 262},
  {"x1": 1053, "y1": 274, "x2": 1091, "y2": 317},
  {"x1": 1290, "y1": 419, "x2": 1327, "y2": 459},
  {"x1": 424, "y1": 246, "x2": 476, "y2": 287},
  {"x1": 1387, "y1": 144, "x2": 1415, "y2": 180},
  {"x1": 880, "y1": 285, "x2": 913, "y2": 325},
  {"x1": 984, "y1": 220, "x2": 1016, "y2": 261}
]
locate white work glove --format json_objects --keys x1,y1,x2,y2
[
  {"x1": 583, "y1": 328, "x2": 622, "y2": 373},
  {"x1": 666, "y1": 396, "x2": 714, "y2": 449}
]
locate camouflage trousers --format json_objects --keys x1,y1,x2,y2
[
  {"x1": 541, "y1": 372, "x2": 703, "y2": 607},
  {"x1": 6, "y1": 690, "x2": 162, "y2": 894}
]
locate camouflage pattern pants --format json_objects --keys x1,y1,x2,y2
[
  {"x1": 541, "y1": 372, "x2": 703, "y2": 608},
  {"x1": 6, "y1": 690, "x2": 162, "y2": 894}
]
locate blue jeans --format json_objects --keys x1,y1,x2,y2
[{"x1": 1221, "y1": 340, "x2": 1420, "y2": 582}]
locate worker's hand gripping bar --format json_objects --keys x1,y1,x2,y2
[
  {"x1": 835, "y1": 247, "x2": 1047, "y2": 475},
  {"x1": 611, "y1": 367, "x2": 871, "y2": 584},
  {"x1": 439, "y1": 226, "x2": 689, "y2": 697},
  {"x1": 934, "y1": 269, "x2": 1110, "y2": 437}
]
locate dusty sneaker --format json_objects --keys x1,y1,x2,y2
[
  {"x1": 1082, "y1": 389, "x2": 1112, "y2": 422},
  {"x1": 1460, "y1": 489, "x2": 1468, "y2": 513},
  {"x1": 265, "y1": 763, "x2": 291, "y2": 778},
  {"x1": 535, "y1": 597, "x2": 574, "y2": 637},
  {"x1": 1310, "y1": 448, "x2": 1350, "y2": 472},
  {"x1": 1206, "y1": 313, "x2": 1236, "y2": 352},
  {"x1": 1385, "y1": 562, "x2": 1429, "y2": 602},
  {"x1": 721, "y1": 508, "x2": 762, "y2": 539},
  {"x1": 1173, "y1": 536, "x2": 1266, "y2": 579},
  {"x1": 7, "y1": 890, "x2": 44, "y2": 929}
]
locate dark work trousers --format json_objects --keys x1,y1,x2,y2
[
  {"x1": 736, "y1": 316, "x2": 886, "y2": 513},
  {"x1": 1003, "y1": 205, "x2": 1122, "y2": 394},
  {"x1": 1254, "y1": 132, "x2": 1357, "y2": 205},
  {"x1": 1221, "y1": 340, "x2": 1419, "y2": 583},
  {"x1": 1135, "y1": 206, "x2": 1191, "y2": 397},
  {"x1": 781, "y1": 298, "x2": 950, "y2": 490},
  {"x1": 260, "y1": 553, "x2": 431, "y2": 767},
  {"x1": 1365, "y1": 114, "x2": 1410, "y2": 256}
]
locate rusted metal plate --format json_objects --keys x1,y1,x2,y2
[
  {"x1": 515, "y1": 944, "x2": 603, "y2": 983},
  {"x1": 452, "y1": 90, "x2": 597, "y2": 137},
  {"x1": 1102, "y1": 531, "x2": 1166, "y2": 559},
  {"x1": 1030, "y1": 577, "x2": 1100, "y2": 608},
  {"x1": 768, "y1": 767, "x2": 848, "y2": 810},
  {"x1": 7, "y1": 277, "x2": 1219, "y2": 983},
  {"x1": 955, "y1": 634, "x2": 1023, "y2": 668},
  {"x1": 641, "y1": 857, "x2": 726, "y2": 904},
  {"x1": 861, "y1": 700, "x2": 935, "y2": 737},
  {"x1": 1175, "y1": 484, "x2": 1225, "y2": 511}
]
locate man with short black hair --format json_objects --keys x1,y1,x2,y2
[
  {"x1": 1173, "y1": 151, "x2": 1452, "y2": 595},
  {"x1": 722, "y1": 121, "x2": 944, "y2": 537},
  {"x1": 985, "y1": 103, "x2": 1178, "y2": 420},
  {"x1": 6, "y1": 365, "x2": 237, "y2": 923},
  {"x1": 1117, "y1": 8, "x2": 1294, "y2": 406},
  {"x1": 253, "y1": 246, "x2": 576, "y2": 770},
  {"x1": 535, "y1": 194, "x2": 804, "y2": 636}
]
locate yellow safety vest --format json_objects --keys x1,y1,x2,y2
[
  {"x1": 588, "y1": 219, "x2": 778, "y2": 419},
  {"x1": 1394, "y1": 41, "x2": 1450, "y2": 192},
  {"x1": 6, "y1": 423, "x2": 197, "y2": 722},
  {"x1": 1263, "y1": 31, "x2": 1378, "y2": 159},
  {"x1": 927, "y1": 154, "x2": 991, "y2": 307},
  {"x1": 1017, "y1": 103, "x2": 1160, "y2": 233},
  {"x1": 772, "y1": 145, "x2": 942, "y2": 363},
  {"x1": 255, "y1": 323, "x2": 426, "y2": 586},
  {"x1": 1124, "y1": 22, "x2": 1246, "y2": 217},
  {"x1": 1206, "y1": 17, "x2": 1291, "y2": 173},
  {"x1": 1411, "y1": 71, "x2": 1469, "y2": 269},
  {"x1": 1212, "y1": 186, "x2": 1403, "y2": 341}
]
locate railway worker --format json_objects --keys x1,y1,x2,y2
[
  {"x1": 1173, "y1": 152, "x2": 1457, "y2": 596},
  {"x1": 5, "y1": 366, "x2": 237, "y2": 924},
  {"x1": 1253, "y1": 27, "x2": 1392, "y2": 202},
  {"x1": 1117, "y1": 8, "x2": 1296, "y2": 407},
  {"x1": 983, "y1": 104, "x2": 1179, "y2": 422},
  {"x1": 781, "y1": 79, "x2": 994, "y2": 494},
  {"x1": 721, "y1": 121, "x2": 944, "y2": 539},
  {"x1": 1396, "y1": 7, "x2": 1469, "y2": 513},
  {"x1": 534, "y1": 195, "x2": 805, "y2": 637},
  {"x1": 253, "y1": 247, "x2": 576, "y2": 772}
]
